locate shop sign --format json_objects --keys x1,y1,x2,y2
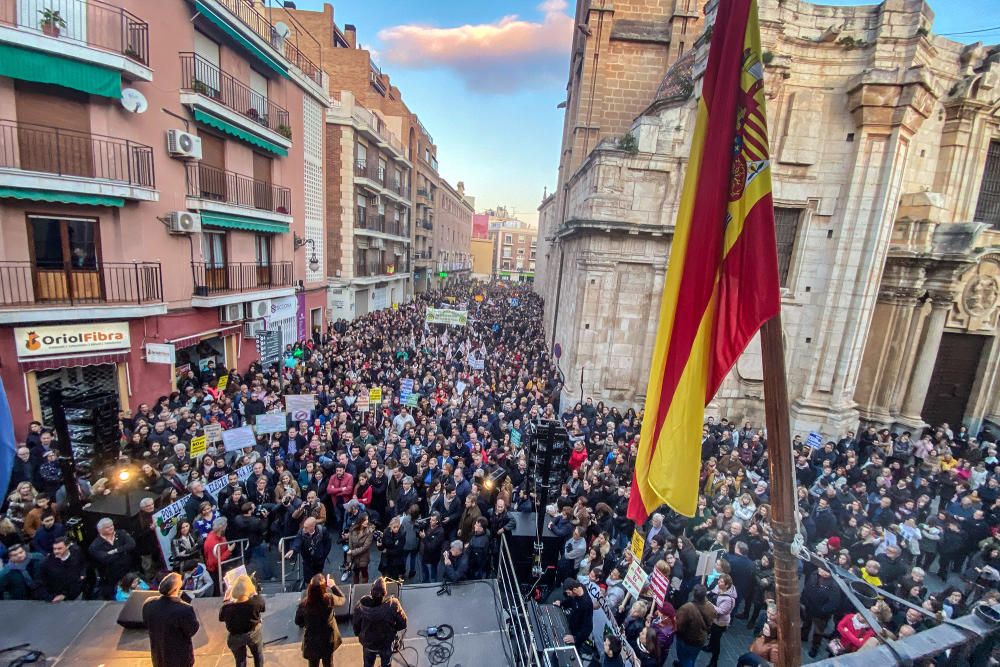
[
  {"x1": 265, "y1": 296, "x2": 298, "y2": 324},
  {"x1": 15, "y1": 322, "x2": 130, "y2": 358},
  {"x1": 146, "y1": 343, "x2": 175, "y2": 365}
]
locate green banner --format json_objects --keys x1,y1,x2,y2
[{"x1": 426, "y1": 308, "x2": 468, "y2": 326}]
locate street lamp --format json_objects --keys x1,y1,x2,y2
[{"x1": 293, "y1": 234, "x2": 320, "y2": 273}]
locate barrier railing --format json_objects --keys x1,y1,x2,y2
[
  {"x1": 278, "y1": 534, "x2": 300, "y2": 592},
  {"x1": 497, "y1": 533, "x2": 541, "y2": 666},
  {"x1": 214, "y1": 537, "x2": 249, "y2": 596}
]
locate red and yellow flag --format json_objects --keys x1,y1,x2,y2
[{"x1": 628, "y1": 0, "x2": 780, "y2": 521}]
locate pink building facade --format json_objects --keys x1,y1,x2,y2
[{"x1": 0, "y1": 0, "x2": 328, "y2": 434}]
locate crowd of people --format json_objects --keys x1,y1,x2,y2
[{"x1": 1, "y1": 279, "x2": 999, "y2": 667}]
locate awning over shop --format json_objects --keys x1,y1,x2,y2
[
  {"x1": 194, "y1": 0, "x2": 289, "y2": 80},
  {"x1": 200, "y1": 210, "x2": 290, "y2": 234},
  {"x1": 191, "y1": 109, "x2": 288, "y2": 157},
  {"x1": 19, "y1": 351, "x2": 129, "y2": 372},
  {"x1": 0, "y1": 43, "x2": 121, "y2": 98},
  {"x1": 166, "y1": 324, "x2": 242, "y2": 350},
  {"x1": 0, "y1": 186, "x2": 125, "y2": 207}
]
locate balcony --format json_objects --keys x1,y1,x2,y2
[
  {"x1": 0, "y1": 260, "x2": 164, "y2": 323},
  {"x1": 356, "y1": 207, "x2": 409, "y2": 238},
  {"x1": 355, "y1": 159, "x2": 385, "y2": 187},
  {"x1": 204, "y1": 0, "x2": 323, "y2": 88},
  {"x1": 417, "y1": 218, "x2": 434, "y2": 231},
  {"x1": 180, "y1": 53, "x2": 290, "y2": 136},
  {"x1": 185, "y1": 162, "x2": 291, "y2": 224},
  {"x1": 191, "y1": 261, "x2": 293, "y2": 305},
  {"x1": 0, "y1": 119, "x2": 156, "y2": 203},
  {"x1": 354, "y1": 259, "x2": 408, "y2": 278},
  {"x1": 417, "y1": 188, "x2": 434, "y2": 208},
  {"x1": 0, "y1": 0, "x2": 151, "y2": 82}
]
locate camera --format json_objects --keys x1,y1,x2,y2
[
  {"x1": 414, "y1": 516, "x2": 432, "y2": 531},
  {"x1": 373, "y1": 529, "x2": 384, "y2": 544}
]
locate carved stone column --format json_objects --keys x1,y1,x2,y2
[{"x1": 897, "y1": 292, "x2": 953, "y2": 428}]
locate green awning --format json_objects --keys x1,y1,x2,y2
[
  {"x1": 192, "y1": 109, "x2": 288, "y2": 157},
  {"x1": 0, "y1": 43, "x2": 121, "y2": 98},
  {"x1": 0, "y1": 186, "x2": 124, "y2": 207},
  {"x1": 194, "y1": 0, "x2": 289, "y2": 80},
  {"x1": 200, "y1": 211, "x2": 289, "y2": 233}
]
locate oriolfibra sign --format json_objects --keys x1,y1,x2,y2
[{"x1": 14, "y1": 322, "x2": 130, "y2": 358}]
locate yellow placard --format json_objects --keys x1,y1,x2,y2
[
  {"x1": 630, "y1": 531, "x2": 646, "y2": 560},
  {"x1": 369, "y1": 387, "x2": 382, "y2": 404},
  {"x1": 474, "y1": 294, "x2": 484, "y2": 302},
  {"x1": 216, "y1": 374, "x2": 229, "y2": 391},
  {"x1": 189, "y1": 434, "x2": 207, "y2": 458}
]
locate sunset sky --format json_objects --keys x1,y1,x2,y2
[{"x1": 291, "y1": 0, "x2": 999, "y2": 225}]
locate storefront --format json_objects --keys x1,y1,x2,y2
[
  {"x1": 10, "y1": 321, "x2": 131, "y2": 423},
  {"x1": 165, "y1": 324, "x2": 241, "y2": 387},
  {"x1": 263, "y1": 295, "x2": 299, "y2": 351}
]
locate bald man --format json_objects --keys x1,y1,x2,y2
[
  {"x1": 285, "y1": 516, "x2": 333, "y2": 583},
  {"x1": 142, "y1": 573, "x2": 200, "y2": 667}
]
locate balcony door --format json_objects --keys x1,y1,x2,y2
[
  {"x1": 28, "y1": 216, "x2": 101, "y2": 303},
  {"x1": 252, "y1": 153, "x2": 272, "y2": 211},
  {"x1": 255, "y1": 234, "x2": 271, "y2": 287},
  {"x1": 201, "y1": 231, "x2": 227, "y2": 291},
  {"x1": 15, "y1": 81, "x2": 92, "y2": 177},
  {"x1": 194, "y1": 32, "x2": 221, "y2": 95},
  {"x1": 198, "y1": 133, "x2": 226, "y2": 201}
]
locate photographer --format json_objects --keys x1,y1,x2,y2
[
  {"x1": 467, "y1": 517, "x2": 491, "y2": 579},
  {"x1": 284, "y1": 517, "x2": 333, "y2": 585},
  {"x1": 352, "y1": 577, "x2": 407, "y2": 667},
  {"x1": 294, "y1": 489, "x2": 327, "y2": 527},
  {"x1": 270, "y1": 487, "x2": 304, "y2": 544},
  {"x1": 418, "y1": 513, "x2": 446, "y2": 583},
  {"x1": 442, "y1": 540, "x2": 469, "y2": 584},
  {"x1": 231, "y1": 502, "x2": 272, "y2": 581},
  {"x1": 378, "y1": 516, "x2": 407, "y2": 580}
]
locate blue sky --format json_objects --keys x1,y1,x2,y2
[{"x1": 289, "y1": 0, "x2": 999, "y2": 225}]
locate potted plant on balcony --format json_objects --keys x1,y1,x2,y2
[
  {"x1": 192, "y1": 79, "x2": 211, "y2": 95},
  {"x1": 276, "y1": 205, "x2": 289, "y2": 214},
  {"x1": 277, "y1": 124, "x2": 292, "y2": 140},
  {"x1": 39, "y1": 8, "x2": 66, "y2": 37}
]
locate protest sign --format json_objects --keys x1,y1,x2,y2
[
  {"x1": 806, "y1": 431, "x2": 823, "y2": 449},
  {"x1": 405, "y1": 393, "x2": 419, "y2": 407},
  {"x1": 204, "y1": 423, "x2": 223, "y2": 443},
  {"x1": 695, "y1": 550, "x2": 719, "y2": 579},
  {"x1": 650, "y1": 569, "x2": 669, "y2": 609},
  {"x1": 221, "y1": 426, "x2": 255, "y2": 452},
  {"x1": 400, "y1": 379, "x2": 414, "y2": 405},
  {"x1": 630, "y1": 531, "x2": 646, "y2": 560},
  {"x1": 357, "y1": 393, "x2": 370, "y2": 412},
  {"x1": 511, "y1": 429, "x2": 522, "y2": 447},
  {"x1": 455, "y1": 380, "x2": 467, "y2": 396},
  {"x1": 285, "y1": 394, "x2": 314, "y2": 422},
  {"x1": 623, "y1": 560, "x2": 648, "y2": 599},
  {"x1": 189, "y1": 435, "x2": 207, "y2": 458},
  {"x1": 585, "y1": 578, "x2": 641, "y2": 666},
  {"x1": 425, "y1": 308, "x2": 468, "y2": 326},
  {"x1": 153, "y1": 463, "x2": 253, "y2": 564},
  {"x1": 369, "y1": 387, "x2": 382, "y2": 404},
  {"x1": 216, "y1": 374, "x2": 228, "y2": 391},
  {"x1": 255, "y1": 412, "x2": 288, "y2": 434}
]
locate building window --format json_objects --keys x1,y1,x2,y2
[
  {"x1": 974, "y1": 140, "x2": 1000, "y2": 229},
  {"x1": 357, "y1": 143, "x2": 367, "y2": 166},
  {"x1": 504, "y1": 234, "x2": 513, "y2": 244},
  {"x1": 774, "y1": 207, "x2": 801, "y2": 287},
  {"x1": 29, "y1": 216, "x2": 98, "y2": 270},
  {"x1": 517, "y1": 248, "x2": 525, "y2": 256},
  {"x1": 501, "y1": 260, "x2": 511, "y2": 270},
  {"x1": 502, "y1": 247, "x2": 512, "y2": 259},
  {"x1": 255, "y1": 235, "x2": 270, "y2": 266}
]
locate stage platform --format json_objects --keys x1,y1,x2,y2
[{"x1": 0, "y1": 580, "x2": 509, "y2": 666}]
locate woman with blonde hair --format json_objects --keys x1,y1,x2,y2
[{"x1": 219, "y1": 574, "x2": 266, "y2": 667}]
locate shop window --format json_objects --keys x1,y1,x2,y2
[{"x1": 28, "y1": 216, "x2": 100, "y2": 303}]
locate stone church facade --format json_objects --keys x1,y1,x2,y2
[{"x1": 536, "y1": 0, "x2": 1000, "y2": 437}]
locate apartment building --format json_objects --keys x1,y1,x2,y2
[
  {"x1": 483, "y1": 208, "x2": 537, "y2": 282},
  {"x1": 433, "y1": 179, "x2": 473, "y2": 287},
  {"x1": 0, "y1": 0, "x2": 328, "y2": 433}
]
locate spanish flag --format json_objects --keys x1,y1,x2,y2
[{"x1": 628, "y1": 0, "x2": 780, "y2": 521}]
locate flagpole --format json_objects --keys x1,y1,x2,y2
[{"x1": 760, "y1": 312, "x2": 802, "y2": 667}]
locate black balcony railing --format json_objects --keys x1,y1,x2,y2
[
  {"x1": 355, "y1": 259, "x2": 407, "y2": 277},
  {"x1": 192, "y1": 261, "x2": 293, "y2": 296},
  {"x1": 213, "y1": 0, "x2": 322, "y2": 86},
  {"x1": 0, "y1": 261, "x2": 162, "y2": 307},
  {"x1": 186, "y1": 162, "x2": 291, "y2": 214},
  {"x1": 180, "y1": 53, "x2": 290, "y2": 135},
  {"x1": 0, "y1": 0, "x2": 149, "y2": 64},
  {"x1": 356, "y1": 207, "x2": 409, "y2": 237},
  {"x1": 0, "y1": 119, "x2": 154, "y2": 187},
  {"x1": 355, "y1": 160, "x2": 388, "y2": 186},
  {"x1": 418, "y1": 218, "x2": 434, "y2": 230}
]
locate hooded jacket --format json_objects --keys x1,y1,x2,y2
[{"x1": 352, "y1": 594, "x2": 407, "y2": 651}]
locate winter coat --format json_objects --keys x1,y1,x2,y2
[
  {"x1": 295, "y1": 590, "x2": 345, "y2": 660},
  {"x1": 347, "y1": 524, "x2": 375, "y2": 569},
  {"x1": 352, "y1": 593, "x2": 407, "y2": 651}
]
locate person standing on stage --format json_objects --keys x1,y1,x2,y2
[
  {"x1": 352, "y1": 577, "x2": 407, "y2": 667},
  {"x1": 295, "y1": 574, "x2": 347, "y2": 667},
  {"x1": 219, "y1": 574, "x2": 266, "y2": 667},
  {"x1": 142, "y1": 572, "x2": 201, "y2": 667}
]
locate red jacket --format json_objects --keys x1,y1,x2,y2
[
  {"x1": 568, "y1": 447, "x2": 588, "y2": 472},
  {"x1": 326, "y1": 472, "x2": 355, "y2": 501},
  {"x1": 836, "y1": 613, "x2": 875, "y2": 652},
  {"x1": 204, "y1": 532, "x2": 231, "y2": 573}
]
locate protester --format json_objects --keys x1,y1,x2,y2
[{"x1": 295, "y1": 574, "x2": 346, "y2": 667}]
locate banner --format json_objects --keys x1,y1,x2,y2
[
  {"x1": 152, "y1": 463, "x2": 253, "y2": 564},
  {"x1": 221, "y1": 426, "x2": 255, "y2": 452},
  {"x1": 255, "y1": 412, "x2": 288, "y2": 435},
  {"x1": 584, "y1": 579, "x2": 640, "y2": 667},
  {"x1": 425, "y1": 308, "x2": 468, "y2": 326},
  {"x1": 285, "y1": 394, "x2": 314, "y2": 422}
]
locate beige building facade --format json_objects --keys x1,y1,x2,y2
[{"x1": 537, "y1": 0, "x2": 1000, "y2": 437}]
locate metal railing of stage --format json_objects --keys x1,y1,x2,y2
[{"x1": 497, "y1": 533, "x2": 540, "y2": 666}]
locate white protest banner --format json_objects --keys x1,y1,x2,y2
[
  {"x1": 255, "y1": 412, "x2": 288, "y2": 435},
  {"x1": 153, "y1": 463, "x2": 254, "y2": 564},
  {"x1": 285, "y1": 394, "x2": 315, "y2": 422},
  {"x1": 585, "y1": 578, "x2": 641, "y2": 666},
  {"x1": 221, "y1": 425, "x2": 256, "y2": 452},
  {"x1": 455, "y1": 380, "x2": 467, "y2": 396},
  {"x1": 623, "y1": 559, "x2": 648, "y2": 599},
  {"x1": 425, "y1": 307, "x2": 468, "y2": 326}
]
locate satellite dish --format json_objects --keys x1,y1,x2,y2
[
  {"x1": 120, "y1": 88, "x2": 148, "y2": 114},
  {"x1": 273, "y1": 21, "x2": 291, "y2": 41}
]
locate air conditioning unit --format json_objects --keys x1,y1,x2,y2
[
  {"x1": 166, "y1": 130, "x2": 202, "y2": 159},
  {"x1": 248, "y1": 299, "x2": 272, "y2": 319},
  {"x1": 243, "y1": 319, "x2": 265, "y2": 339},
  {"x1": 220, "y1": 303, "x2": 244, "y2": 323},
  {"x1": 168, "y1": 211, "x2": 201, "y2": 233}
]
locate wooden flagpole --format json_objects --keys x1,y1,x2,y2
[{"x1": 760, "y1": 312, "x2": 802, "y2": 666}]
